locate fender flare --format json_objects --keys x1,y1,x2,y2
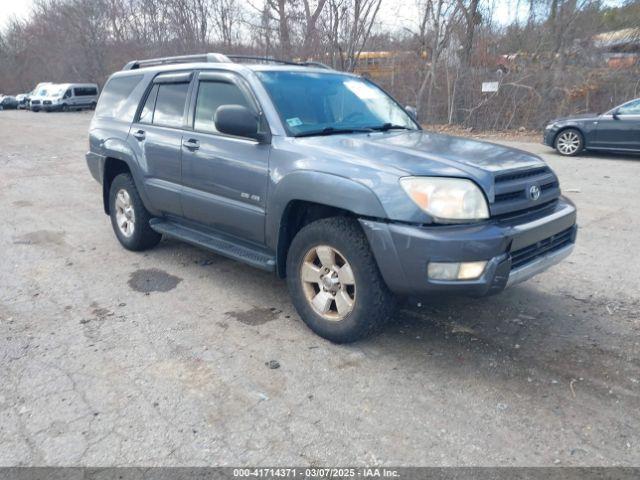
[
  {"x1": 265, "y1": 170, "x2": 388, "y2": 251},
  {"x1": 101, "y1": 138, "x2": 158, "y2": 216}
]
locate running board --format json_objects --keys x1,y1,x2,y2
[{"x1": 149, "y1": 219, "x2": 276, "y2": 272}]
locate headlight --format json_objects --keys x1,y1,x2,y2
[{"x1": 400, "y1": 177, "x2": 489, "y2": 222}]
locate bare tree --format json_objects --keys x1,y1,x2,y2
[{"x1": 412, "y1": 0, "x2": 460, "y2": 121}]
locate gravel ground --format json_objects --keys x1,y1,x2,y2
[{"x1": 0, "y1": 110, "x2": 638, "y2": 466}]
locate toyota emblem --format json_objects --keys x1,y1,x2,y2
[{"x1": 529, "y1": 185, "x2": 541, "y2": 201}]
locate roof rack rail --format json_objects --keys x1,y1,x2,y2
[
  {"x1": 226, "y1": 55, "x2": 332, "y2": 69},
  {"x1": 123, "y1": 53, "x2": 231, "y2": 70},
  {"x1": 122, "y1": 52, "x2": 333, "y2": 71}
]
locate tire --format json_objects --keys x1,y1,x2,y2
[
  {"x1": 108, "y1": 173, "x2": 161, "y2": 251},
  {"x1": 286, "y1": 216, "x2": 396, "y2": 343},
  {"x1": 90, "y1": 102, "x2": 96, "y2": 110},
  {"x1": 61, "y1": 104, "x2": 69, "y2": 112},
  {"x1": 554, "y1": 128, "x2": 583, "y2": 156}
]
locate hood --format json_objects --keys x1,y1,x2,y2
[
  {"x1": 295, "y1": 130, "x2": 545, "y2": 179},
  {"x1": 549, "y1": 113, "x2": 599, "y2": 123}
]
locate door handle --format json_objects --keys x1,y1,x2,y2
[
  {"x1": 132, "y1": 129, "x2": 145, "y2": 141},
  {"x1": 182, "y1": 138, "x2": 200, "y2": 150}
]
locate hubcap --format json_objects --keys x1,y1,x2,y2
[
  {"x1": 300, "y1": 245, "x2": 356, "y2": 321},
  {"x1": 556, "y1": 131, "x2": 580, "y2": 155},
  {"x1": 115, "y1": 189, "x2": 135, "y2": 237}
]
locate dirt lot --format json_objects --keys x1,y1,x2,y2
[{"x1": 0, "y1": 110, "x2": 639, "y2": 466}]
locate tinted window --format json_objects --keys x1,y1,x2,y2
[
  {"x1": 138, "y1": 84, "x2": 158, "y2": 124},
  {"x1": 153, "y1": 83, "x2": 189, "y2": 128},
  {"x1": 194, "y1": 81, "x2": 252, "y2": 133},
  {"x1": 618, "y1": 99, "x2": 640, "y2": 115},
  {"x1": 95, "y1": 75, "x2": 143, "y2": 119},
  {"x1": 74, "y1": 87, "x2": 98, "y2": 96}
]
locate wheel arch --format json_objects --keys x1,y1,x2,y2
[
  {"x1": 553, "y1": 125, "x2": 585, "y2": 146},
  {"x1": 102, "y1": 157, "x2": 132, "y2": 214},
  {"x1": 268, "y1": 172, "x2": 388, "y2": 279}
]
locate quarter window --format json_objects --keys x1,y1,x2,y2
[
  {"x1": 95, "y1": 74, "x2": 143, "y2": 120},
  {"x1": 152, "y1": 83, "x2": 189, "y2": 128},
  {"x1": 194, "y1": 80, "x2": 253, "y2": 134}
]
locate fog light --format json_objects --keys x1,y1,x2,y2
[{"x1": 428, "y1": 261, "x2": 487, "y2": 280}]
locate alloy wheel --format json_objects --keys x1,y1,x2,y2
[
  {"x1": 114, "y1": 188, "x2": 135, "y2": 237},
  {"x1": 300, "y1": 245, "x2": 356, "y2": 321},
  {"x1": 556, "y1": 131, "x2": 581, "y2": 155}
]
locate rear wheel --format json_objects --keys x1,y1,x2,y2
[
  {"x1": 554, "y1": 128, "x2": 583, "y2": 156},
  {"x1": 286, "y1": 217, "x2": 395, "y2": 343},
  {"x1": 108, "y1": 173, "x2": 161, "y2": 251}
]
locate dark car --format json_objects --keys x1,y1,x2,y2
[
  {"x1": 543, "y1": 98, "x2": 640, "y2": 156},
  {"x1": 87, "y1": 53, "x2": 577, "y2": 343},
  {"x1": 0, "y1": 95, "x2": 19, "y2": 110}
]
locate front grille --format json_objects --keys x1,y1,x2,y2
[
  {"x1": 43, "y1": 100, "x2": 52, "y2": 105},
  {"x1": 31, "y1": 100, "x2": 41, "y2": 105},
  {"x1": 495, "y1": 166, "x2": 550, "y2": 183},
  {"x1": 491, "y1": 166, "x2": 560, "y2": 217},
  {"x1": 510, "y1": 226, "x2": 575, "y2": 270}
]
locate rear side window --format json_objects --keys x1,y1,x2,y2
[
  {"x1": 74, "y1": 87, "x2": 98, "y2": 96},
  {"x1": 95, "y1": 75, "x2": 143, "y2": 120},
  {"x1": 138, "y1": 85, "x2": 158, "y2": 124},
  {"x1": 194, "y1": 81, "x2": 252, "y2": 133},
  {"x1": 151, "y1": 83, "x2": 189, "y2": 128}
]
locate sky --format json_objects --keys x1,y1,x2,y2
[{"x1": 0, "y1": 0, "x2": 527, "y2": 33}]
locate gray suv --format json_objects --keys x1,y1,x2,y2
[{"x1": 87, "y1": 53, "x2": 577, "y2": 343}]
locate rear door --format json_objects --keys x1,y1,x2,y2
[
  {"x1": 594, "y1": 99, "x2": 640, "y2": 151},
  {"x1": 127, "y1": 72, "x2": 193, "y2": 217},
  {"x1": 180, "y1": 71, "x2": 270, "y2": 244}
]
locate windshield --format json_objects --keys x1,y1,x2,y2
[
  {"x1": 256, "y1": 71, "x2": 419, "y2": 137},
  {"x1": 45, "y1": 86, "x2": 65, "y2": 97}
]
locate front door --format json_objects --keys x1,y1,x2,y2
[
  {"x1": 180, "y1": 71, "x2": 270, "y2": 245},
  {"x1": 127, "y1": 72, "x2": 193, "y2": 217},
  {"x1": 594, "y1": 99, "x2": 640, "y2": 151}
]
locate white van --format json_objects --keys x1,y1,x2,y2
[{"x1": 36, "y1": 83, "x2": 100, "y2": 112}]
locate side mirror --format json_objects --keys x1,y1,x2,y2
[
  {"x1": 405, "y1": 105, "x2": 418, "y2": 120},
  {"x1": 612, "y1": 109, "x2": 620, "y2": 119},
  {"x1": 215, "y1": 105, "x2": 260, "y2": 140}
]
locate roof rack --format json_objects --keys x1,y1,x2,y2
[
  {"x1": 123, "y1": 53, "x2": 231, "y2": 70},
  {"x1": 226, "y1": 55, "x2": 332, "y2": 69},
  {"x1": 122, "y1": 53, "x2": 333, "y2": 71}
]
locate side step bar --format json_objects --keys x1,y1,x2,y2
[{"x1": 149, "y1": 219, "x2": 276, "y2": 272}]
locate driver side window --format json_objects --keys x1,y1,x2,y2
[
  {"x1": 617, "y1": 99, "x2": 640, "y2": 116},
  {"x1": 194, "y1": 80, "x2": 253, "y2": 134},
  {"x1": 64, "y1": 89, "x2": 72, "y2": 99}
]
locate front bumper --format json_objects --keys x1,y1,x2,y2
[
  {"x1": 360, "y1": 196, "x2": 577, "y2": 297},
  {"x1": 543, "y1": 126, "x2": 558, "y2": 146},
  {"x1": 42, "y1": 103, "x2": 62, "y2": 111}
]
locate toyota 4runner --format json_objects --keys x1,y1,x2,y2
[{"x1": 87, "y1": 53, "x2": 577, "y2": 343}]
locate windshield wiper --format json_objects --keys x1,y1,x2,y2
[
  {"x1": 294, "y1": 127, "x2": 373, "y2": 138},
  {"x1": 368, "y1": 123, "x2": 414, "y2": 132}
]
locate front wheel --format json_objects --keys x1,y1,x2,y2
[
  {"x1": 108, "y1": 173, "x2": 161, "y2": 251},
  {"x1": 286, "y1": 217, "x2": 396, "y2": 343},
  {"x1": 554, "y1": 128, "x2": 583, "y2": 156}
]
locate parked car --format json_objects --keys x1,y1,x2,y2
[
  {"x1": 0, "y1": 95, "x2": 19, "y2": 110},
  {"x1": 37, "y1": 83, "x2": 99, "y2": 112},
  {"x1": 16, "y1": 94, "x2": 29, "y2": 109},
  {"x1": 87, "y1": 53, "x2": 577, "y2": 343},
  {"x1": 544, "y1": 98, "x2": 640, "y2": 156}
]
